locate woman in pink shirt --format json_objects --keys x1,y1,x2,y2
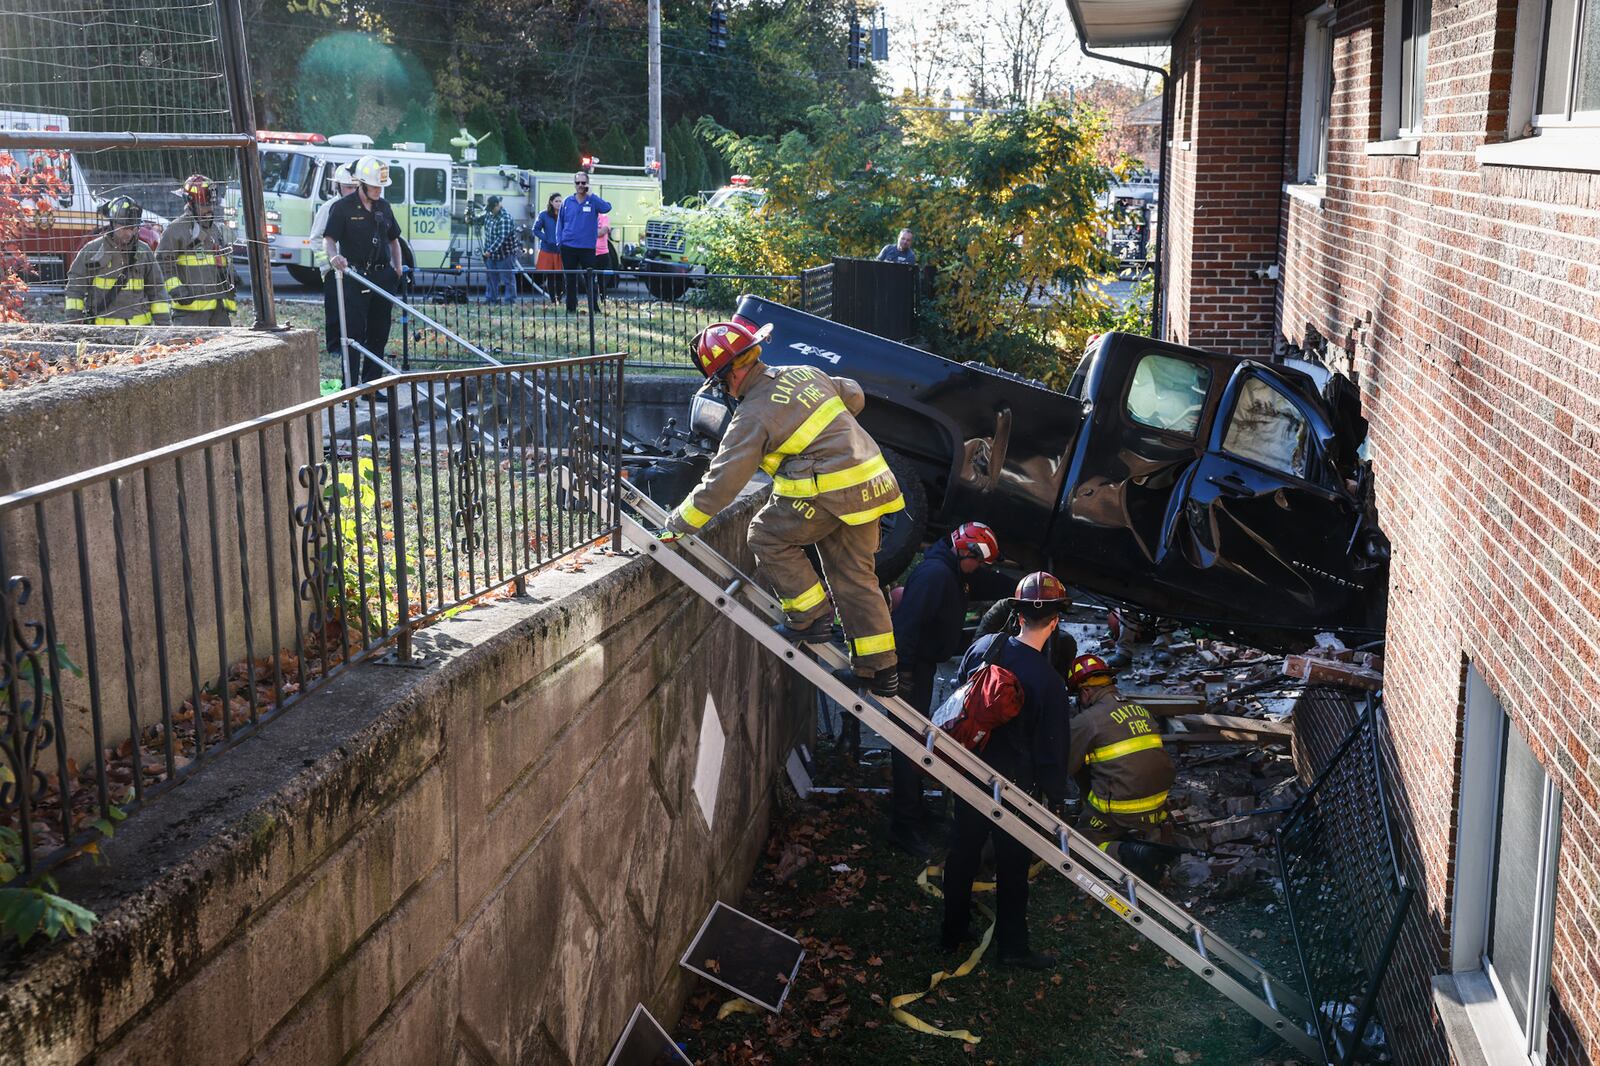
[{"x1": 593, "y1": 213, "x2": 611, "y2": 309}]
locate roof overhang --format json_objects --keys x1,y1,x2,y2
[{"x1": 1066, "y1": 0, "x2": 1190, "y2": 47}]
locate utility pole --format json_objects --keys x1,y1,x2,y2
[{"x1": 648, "y1": 0, "x2": 662, "y2": 182}]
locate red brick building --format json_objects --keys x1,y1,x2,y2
[{"x1": 1071, "y1": 1, "x2": 1599, "y2": 1063}]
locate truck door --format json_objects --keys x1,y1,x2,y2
[
  {"x1": 1154, "y1": 365, "x2": 1375, "y2": 629},
  {"x1": 409, "y1": 162, "x2": 451, "y2": 269}
]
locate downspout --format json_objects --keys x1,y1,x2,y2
[{"x1": 1077, "y1": 40, "x2": 1172, "y2": 340}]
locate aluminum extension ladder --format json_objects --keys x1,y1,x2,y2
[{"x1": 582, "y1": 474, "x2": 1325, "y2": 1060}]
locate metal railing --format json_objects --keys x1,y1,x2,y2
[
  {"x1": 0, "y1": 356, "x2": 624, "y2": 876},
  {"x1": 385, "y1": 264, "x2": 833, "y2": 371},
  {"x1": 1275, "y1": 691, "x2": 1415, "y2": 1065}
]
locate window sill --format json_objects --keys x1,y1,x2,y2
[
  {"x1": 1282, "y1": 182, "x2": 1326, "y2": 209},
  {"x1": 1432, "y1": 973, "x2": 1534, "y2": 1066},
  {"x1": 1366, "y1": 137, "x2": 1421, "y2": 156},
  {"x1": 1477, "y1": 134, "x2": 1600, "y2": 172}
]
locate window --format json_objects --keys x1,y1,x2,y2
[
  {"x1": 317, "y1": 161, "x2": 342, "y2": 201},
  {"x1": 1535, "y1": 0, "x2": 1600, "y2": 125},
  {"x1": 1125, "y1": 353, "x2": 1210, "y2": 436},
  {"x1": 386, "y1": 163, "x2": 407, "y2": 204},
  {"x1": 260, "y1": 150, "x2": 316, "y2": 198},
  {"x1": 414, "y1": 167, "x2": 447, "y2": 205},
  {"x1": 1446, "y1": 667, "x2": 1561, "y2": 1064},
  {"x1": 1381, "y1": 0, "x2": 1432, "y2": 137},
  {"x1": 1299, "y1": 6, "x2": 1336, "y2": 183},
  {"x1": 1221, "y1": 376, "x2": 1310, "y2": 478}
]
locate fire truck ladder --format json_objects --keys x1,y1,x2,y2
[{"x1": 597, "y1": 478, "x2": 1324, "y2": 1060}]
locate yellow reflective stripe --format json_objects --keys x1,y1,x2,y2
[
  {"x1": 175, "y1": 253, "x2": 215, "y2": 266},
  {"x1": 148, "y1": 301, "x2": 170, "y2": 315},
  {"x1": 64, "y1": 297, "x2": 85, "y2": 310},
  {"x1": 837, "y1": 495, "x2": 906, "y2": 526},
  {"x1": 92, "y1": 314, "x2": 153, "y2": 326},
  {"x1": 780, "y1": 582, "x2": 827, "y2": 614},
  {"x1": 760, "y1": 395, "x2": 847, "y2": 472},
  {"x1": 123, "y1": 278, "x2": 144, "y2": 290},
  {"x1": 1088, "y1": 790, "x2": 1169, "y2": 815},
  {"x1": 677, "y1": 500, "x2": 712, "y2": 529},
  {"x1": 853, "y1": 631, "x2": 895, "y2": 656},
  {"x1": 164, "y1": 275, "x2": 182, "y2": 290},
  {"x1": 772, "y1": 454, "x2": 890, "y2": 498},
  {"x1": 91, "y1": 276, "x2": 118, "y2": 289},
  {"x1": 1084, "y1": 734, "x2": 1165, "y2": 764},
  {"x1": 223, "y1": 299, "x2": 237, "y2": 310},
  {"x1": 174, "y1": 299, "x2": 218, "y2": 311}
]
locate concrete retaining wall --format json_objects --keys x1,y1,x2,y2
[
  {"x1": 0, "y1": 497, "x2": 810, "y2": 1066},
  {"x1": 0, "y1": 325, "x2": 321, "y2": 753}
]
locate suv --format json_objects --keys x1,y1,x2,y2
[{"x1": 638, "y1": 296, "x2": 1388, "y2": 648}]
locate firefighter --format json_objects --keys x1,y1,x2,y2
[
  {"x1": 323, "y1": 154, "x2": 403, "y2": 387},
  {"x1": 885, "y1": 521, "x2": 1002, "y2": 857},
  {"x1": 157, "y1": 174, "x2": 238, "y2": 326},
  {"x1": 661, "y1": 318, "x2": 904, "y2": 696},
  {"x1": 1063, "y1": 653, "x2": 1177, "y2": 881},
  {"x1": 64, "y1": 196, "x2": 171, "y2": 326},
  {"x1": 940, "y1": 571, "x2": 1072, "y2": 970},
  {"x1": 311, "y1": 163, "x2": 358, "y2": 357}
]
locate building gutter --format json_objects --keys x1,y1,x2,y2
[{"x1": 1064, "y1": 0, "x2": 1177, "y2": 341}]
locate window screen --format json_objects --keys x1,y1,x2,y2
[
  {"x1": 1489, "y1": 722, "x2": 1548, "y2": 1033},
  {"x1": 414, "y1": 167, "x2": 447, "y2": 205},
  {"x1": 1125, "y1": 353, "x2": 1210, "y2": 436},
  {"x1": 1222, "y1": 377, "x2": 1310, "y2": 478}
]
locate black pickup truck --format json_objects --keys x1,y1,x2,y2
[{"x1": 640, "y1": 296, "x2": 1388, "y2": 647}]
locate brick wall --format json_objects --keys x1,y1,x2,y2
[
  {"x1": 1163, "y1": 0, "x2": 1291, "y2": 356},
  {"x1": 1248, "y1": 0, "x2": 1600, "y2": 1061}
]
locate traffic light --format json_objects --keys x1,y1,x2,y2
[
  {"x1": 847, "y1": 13, "x2": 862, "y2": 68},
  {"x1": 708, "y1": 2, "x2": 728, "y2": 53}
]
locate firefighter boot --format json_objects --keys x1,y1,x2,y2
[{"x1": 832, "y1": 666, "x2": 899, "y2": 698}]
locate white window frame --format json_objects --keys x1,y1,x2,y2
[
  {"x1": 1379, "y1": 0, "x2": 1431, "y2": 141},
  {"x1": 1445, "y1": 666, "x2": 1562, "y2": 1066},
  {"x1": 1532, "y1": 0, "x2": 1600, "y2": 128},
  {"x1": 1479, "y1": 0, "x2": 1600, "y2": 169},
  {"x1": 1298, "y1": 6, "x2": 1336, "y2": 183}
]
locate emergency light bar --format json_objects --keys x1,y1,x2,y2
[{"x1": 256, "y1": 130, "x2": 327, "y2": 145}]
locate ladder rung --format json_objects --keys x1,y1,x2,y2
[
  {"x1": 1192, "y1": 925, "x2": 1209, "y2": 960},
  {"x1": 722, "y1": 578, "x2": 743, "y2": 599},
  {"x1": 1262, "y1": 974, "x2": 1277, "y2": 1011},
  {"x1": 1124, "y1": 875, "x2": 1138, "y2": 910}
]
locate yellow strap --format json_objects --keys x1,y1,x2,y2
[
  {"x1": 771, "y1": 454, "x2": 890, "y2": 498},
  {"x1": 173, "y1": 299, "x2": 218, "y2": 311},
  {"x1": 780, "y1": 581, "x2": 827, "y2": 614},
  {"x1": 677, "y1": 500, "x2": 712, "y2": 528},
  {"x1": 1088, "y1": 789, "x2": 1169, "y2": 814},
  {"x1": 759, "y1": 395, "x2": 847, "y2": 474},
  {"x1": 853, "y1": 631, "x2": 895, "y2": 656},
  {"x1": 64, "y1": 297, "x2": 85, "y2": 310},
  {"x1": 1084, "y1": 734, "x2": 1165, "y2": 763},
  {"x1": 837, "y1": 495, "x2": 906, "y2": 526}
]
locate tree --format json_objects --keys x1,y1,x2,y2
[
  {"x1": 545, "y1": 120, "x2": 580, "y2": 172},
  {"x1": 503, "y1": 115, "x2": 537, "y2": 168},
  {"x1": 465, "y1": 106, "x2": 505, "y2": 165},
  {"x1": 595, "y1": 126, "x2": 631, "y2": 169}
]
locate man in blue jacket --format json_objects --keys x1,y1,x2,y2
[
  {"x1": 940, "y1": 571, "x2": 1072, "y2": 971},
  {"x1": 886, "y1": 523, "x2": 1002, "y2": 857},
  {"x1": 555, "y1": 171, "x2": 612, "y2": 314}
]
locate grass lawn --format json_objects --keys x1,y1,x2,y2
[{"x1": 675, "y1": 769, "x2": 1312, "y2": 1066}]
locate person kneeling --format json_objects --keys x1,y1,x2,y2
[{"x1": 939, "y1": 572, "x2": 1072, "y2": 971}]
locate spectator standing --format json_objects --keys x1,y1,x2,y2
[
  {"x1": 877, "y1": 228, "x2": 916, "y2": 266},
  {"x1": 481, "y1": 195, "x2": 517, "y2": 305},
  {"x1": 555, "y1": 171, "x2": 611, "y2": 314},
  {"x1": 592, "y1": 212, "x2": 611, "y2": 309},
  {"x1": 532, "y1": 192, "x2": 563, "y2": 304},
  {"x1": 940, "y1": 571, "x2": 1071, "y2": 971},
  {"x1": 323, "y1": 154, "x2": 403, "y2": 388}
]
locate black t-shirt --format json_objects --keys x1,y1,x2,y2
[
  {"x1": 957, "y1": 633, "x2": 1069, "y2": 795},
  {"x1": 325, "y1": 193, "x2": 401, "y2": 270}
]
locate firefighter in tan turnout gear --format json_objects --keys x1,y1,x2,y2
[
  {"x1": 1064, "y1": 653, "x2": 1177, "y2": 882},
  {"x1": 64, "y1": 196, "x2": 171, "y2": 326},
  {"x1": 664, "y1": 317, "x2": 905, "y2": 696},
  {"x1": 157, "y1": 174, "x2": 238, "y2": 326}
]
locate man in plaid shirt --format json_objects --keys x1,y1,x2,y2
[{"x1": 481, "y1": 195, "x2": 518, "y2": 304}]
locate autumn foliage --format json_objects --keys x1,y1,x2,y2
[{"x1": 0, "y1": 150, "x2": 68, "y2": 323}]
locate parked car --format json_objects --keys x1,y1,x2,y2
[{"x1": 631, "y1": 296, "x2": 1389, "y2": 648}]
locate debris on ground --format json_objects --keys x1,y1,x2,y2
[{"x1": 0, "y1": 337, "x2": 206, "y2": 392}]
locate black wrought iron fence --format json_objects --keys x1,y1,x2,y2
[
  {"x1": 392, "y1": 265, "x2": 831, "y2": 371},
  {"x1": 1276, "y1": 691, "x2": 1414, "y2": 1065},
  {"x1": 0, "y1": 355, "x2": 624, "y2": 876}
]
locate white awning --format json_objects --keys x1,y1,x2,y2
[{"x1": 1067, "y1": 0, "x2": 1191, "y2": 47}]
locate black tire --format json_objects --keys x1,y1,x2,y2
[
  {"x1": 286, "y1": 264, "x2": 323, "y2": 288},
  {"x1": 644, "y1": 268, "x2": 690, "y2": 301},
  {"x1": 875, "y1": 447, "x2": 926, "y2": 582}
]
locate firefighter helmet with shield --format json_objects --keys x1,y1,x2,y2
[
  {"x1": 177, "y1": 174, "x2": 220, "y2": 208},
  {"x1": 102, "y1": 195, "x2": 142, "y2": 228},
  {"x1": 689, "y1": 319, "x2": 773, "y2": 379},
  {"x1": 1066, "y1": 653, "x2": 1115, "y2": 689},
  {"x1": 332, "y1": 163, "x2": 355, "y2": 187},
  {"x1": 353, "y1": 155, "x2": 391, "y2": 188},
  {"x1": 1013, "y1": 571, "x2": 1068, "y2": 611},
  {"x1": 950, "y1": 522, "x2": 999, "y2": 563}
]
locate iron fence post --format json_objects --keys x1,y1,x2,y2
[
  {"x1": 613, "y1": 356, "x2": 625, "y2": 551},
  {"x1": 587, "y1": 268, "x2": 598, "y2": 358},
  {"x1": 214, "y1": 0, "x2": 276, "y2": 331}
]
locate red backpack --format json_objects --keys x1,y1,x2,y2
[{"x1": 931, "y1": 634, "x2": 1025, "y2": 752}]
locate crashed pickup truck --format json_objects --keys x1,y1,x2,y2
[{"x1": 639, "y1": 295, "x2": 1388, "y2": 648}]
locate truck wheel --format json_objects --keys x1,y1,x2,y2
[
  {"x1": 875, "y1": 447, "x2": 925, "y2": 583},
  {"x1": 644, "y1": 271, "x2": 689, "y2": 301},
  {"x1": 287, "y1": 264, "x2": 323, "y2": 288}
]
